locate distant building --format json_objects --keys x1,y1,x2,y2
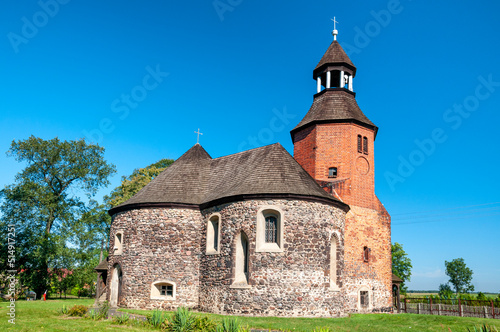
[{"x1": 102, "y1": 29, "x2": 392, "y2": 317}]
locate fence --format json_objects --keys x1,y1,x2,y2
[{"x1": 400, "y1": 298, "x2": 500, "y2": 319}]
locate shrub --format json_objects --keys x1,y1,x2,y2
[
  {"x1": 216, "y1": 317, "x2": 242, "y2": 332},
  {"x1": 147, "y1": 309, "x2": 168, "y2": 329},
  {"x1": 169, "y1": 307, "x2": 196, "y2": 332},
  {"x1": 67, "y1": 304, "x2": 88, "y2": 317},
  {"x1": 57, "y1": 305, "x2": 69, "y2": 315},
  {"x1": 467, "y1": 324, "x2": 498, "y2": 332},
  {"x1": 192, "y1": 316, "x2": 217, "y2": 332},
  {"x1": 113, "y1": 313, "x2": 131, "y2": 324}
]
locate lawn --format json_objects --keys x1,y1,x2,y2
[{"x1": 0, "y1": 298, "x2": 499, "y2": 331}]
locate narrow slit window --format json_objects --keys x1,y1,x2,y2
[
  {"x1": 265, "y1": 216, "x2": 278, "y2": 243},
  {"x1": 357, "y1": 135, "x2": 362, "y2": 153},
  {"x1": 363, "y1": 136, "x2": 368, "y2": 155},
  {"x1": 363, "y1": 246, "x2": 370, "y2": 262},
  {"x1": 213, "y1": 219, "x2": 219, "y2": 251}
]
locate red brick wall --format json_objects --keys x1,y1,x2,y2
[{"x1": 293, "y1": 122, "x2": 392, "y2": 311}]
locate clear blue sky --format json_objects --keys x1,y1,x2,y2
[{"x1": 1, "y1": 0, "x2": 499, "y2": 292}]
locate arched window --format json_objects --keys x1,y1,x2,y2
[
  {"x1": 114, "y1": 231, "x2": 123, "y2": 255},
  {"x1": 256, "y1": 207, "x2": 284, "y2": 252},
  {"x1": 150, "y1": 281, "x2": 176, "y2": 300},
  {"x1": 206, "y1": 214, "x2": 221, "y2": 254},
  {"x1": 265, "y1": 216, "x2": 278, "y2": 243},
  {"x1": 231, "y1": 231, "x2": 250, "y2": 288},
  {"x1": 330, "y1": 235, "x2": 340, "y2": 290}
]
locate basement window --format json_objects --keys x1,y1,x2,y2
[
  {"x1": 151, "y1": 281, "x2": 176, "y2": 300},
  {"x1": 328, "y1": 167, "x2": 338, "y2": 178}
]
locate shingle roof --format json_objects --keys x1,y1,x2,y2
[
  {"x1": 109, "y1": 143, "x2": 346, "y2": 215},
  {"x1": 291, "y1": 90, "x2": 377, "y2": 137},
  {"x1": 315, "y1": 40, "x2": 355, "y2": 71}
]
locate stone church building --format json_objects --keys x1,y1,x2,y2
[{"x1": 100, "y1": 30, "x2": 393, "y2": 317}]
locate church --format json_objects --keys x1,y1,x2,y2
[{"x1": 98, "y1": 27, "x2": 393, "y2": 317}]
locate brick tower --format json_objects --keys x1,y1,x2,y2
[{"x1": 291, "y1": 28, "x2": 392, "y2": 312}]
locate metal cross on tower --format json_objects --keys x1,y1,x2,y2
[
  {"x1": 331, "y1": 17, "x2": 339, "y2": 40},
  {"x1": 194, "y1": 128, "x2": 203, "y2": 144}
]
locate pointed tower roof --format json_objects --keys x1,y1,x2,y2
[
  {"x1": 109, "y1": 143, "x2": 348, "y2": 215},
  {"x1": 314, "y1": 40, "x2": 355, "y2": 74},
  {"x1": 291, "y1": 31, "x2": 377, "y2": 141}
]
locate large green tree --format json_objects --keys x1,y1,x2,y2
[
  {"x1": 391, "y1": 242, "x2": 412, "y2": 294},
  {"x1": 0, "y1": 136, "x2": 116, "y2": 296},
  {"x1": 445, "y1": 258, "x2": 474, "y2": 294},
  {"x1": 105, "y1": 158, "x2": 173, "y2": 208}
]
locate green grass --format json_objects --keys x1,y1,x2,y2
[
  {"x1": 119, "y1": 307, "x2": 500, "y2": 332},
  {"x1": 0, "y1": 298, "x2": 145, "y2": 331},
  {"x1": 0, "y1": 298, "x2": 499, "y2": 331}
]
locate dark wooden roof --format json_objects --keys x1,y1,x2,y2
[
  {"x1": 291, "y1": 89, "x2": 377, "y2": 140},
  {"x1": 109, "y1": 143, "x2": 348, "y2": 215},
  {"x1": 95, "y1": 258, "x2": 108, "y2": 272},
  {"x1": 315, "y1": 40, "x2": 355, "y2": 73},
  {"x1": 392, "y1": 273, "x2": 403, "y2": 283}
]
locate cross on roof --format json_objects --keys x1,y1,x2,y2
[
  {"x1": 331, "y1": 17, "x2": 338, "y2": 31},
  {"x1": 194, "y1": 128, "x2": 203, "y2": 144}
]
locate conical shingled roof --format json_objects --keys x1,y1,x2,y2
[
  {"x1": 291, "y1": 90, "x2": 377, "y2": 138},
  {"x1": 109, "y1": 143, "x2": 346, "y2": 215},
  {"x1": 315, "y1": 40, "x2": 355, "y2": 72}
]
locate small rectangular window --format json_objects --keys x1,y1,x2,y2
[
  {"x1": 328, "y1": 167, "x2": 338, "y2": 178},
  {"x1": 363, "y1": 136, "x2": 368, "y2": 154},
  {"x1": 160, "y1": 285, "x2": 173, "y2": 296},
  {"x1": 357, "y1": 135, "x2": 362, "y2": 153},
  {"x1": 360, "y1": 291, "x2": 369, "y2": 308}
]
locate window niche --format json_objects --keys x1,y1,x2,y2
[
  {"x1": 150, "y1": 281, "x2": 176, "y2": 300},
  {"x1": 114, "y1": 231, "x2": 124, "y2": 255},
  {"x1": 330, "y1": 234, "x2": 340, "y2": 291},
  {"x1": 256, "y1": 207, "x2": 284, "y2": 253},
  {"x1": 230, "y1": 231, "x2": 251, "y2": 289},
  {"x1": 206, "y1": 214, "x2": 221, "y2": 255},
  {"x1": 357, "y1": 135, "x2": 362, "y2": 153}
]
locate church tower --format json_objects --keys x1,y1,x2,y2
[{"x1": 291, "y1": 26, "x2": 392, "y2": 312}]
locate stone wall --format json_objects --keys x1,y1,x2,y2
[
  {"x1": 199, "y1": 199, "x2": 347, "y2": 317},
  {"x1": 107, "y1": 208, "x2": 202, "y2": 309}
]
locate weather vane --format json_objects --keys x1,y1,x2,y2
[
  {"x1": 194, "y1": 128, "x2": 203, "y2": 144},
  {"x1": 331, "y1": 17, "x2": 339, "y2": 40}
]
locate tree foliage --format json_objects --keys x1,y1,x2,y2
[
  {"x1": 391, "y1": 242, "x2": 412, "y2": 294},
  {"x1": 105, "y1": 158, "x2": 173, "y2": 208},
  {"x1": 445, "y1": 258, "x2": 474, "y2": 294},
  {"x1": 0, "y1": 136, "x2": 116, "y2": 296},
  {"x1": 438, "y1": 283, "x2": 454, "y2": 298}
]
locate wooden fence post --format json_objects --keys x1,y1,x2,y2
[
  {"x1": 458, "y1": 298, "x2": 462, "y2": 317},
  {"x1": 430, "y1": 297, "x2": 433, "y2": 315}
]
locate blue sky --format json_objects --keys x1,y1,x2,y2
[{"x1": 1, "y1": 0, "x2": 499, "y2": 292}]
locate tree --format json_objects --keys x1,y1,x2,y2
[
  {"x1": 391, "y1": 242, "x2": 412, "y2": 294},
  {"x1": 105, "y1": 158, "x2": 173, "y2": 208},
  {"x1": 0, "y1": 136, "x2": 116, "y2": 296},
  {"x1": 445, "y1": 258, "x2": 474, "y2": 294},
  {"x1": 438, "y1": 283, "x2": 453, "y2": 298}
]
